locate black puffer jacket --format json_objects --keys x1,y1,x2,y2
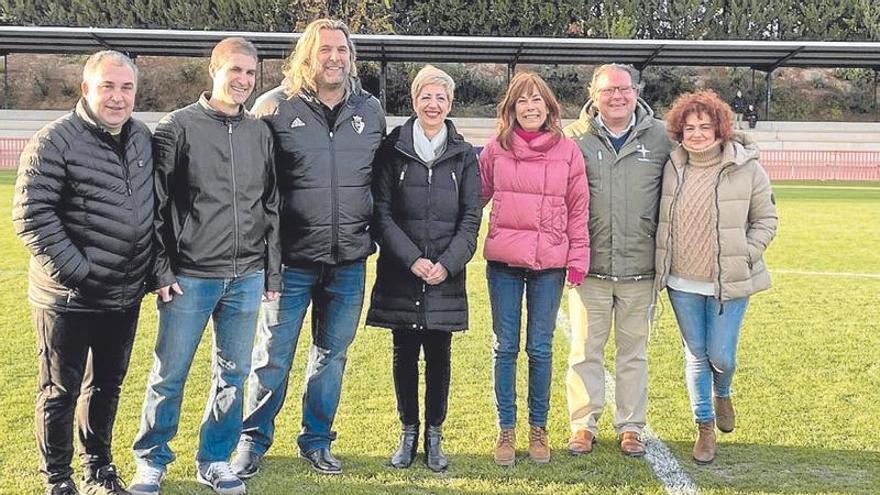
[
  {"x1": 13, "y1": 100, "x2": 154, "y2": 311},
  {"x1": 366, "y1": 118, "x2": 482, "y2": 332},
  {"x1": 253, "y1": 84, "x2": 385, "y2": 265}
]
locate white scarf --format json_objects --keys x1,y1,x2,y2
[{"x1": 413, "y1": 119, "x2": 448, "y2": 167}]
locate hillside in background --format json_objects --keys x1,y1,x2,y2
[{"x1": 1, "y1": 53, "x2": 877, "y2": 121}]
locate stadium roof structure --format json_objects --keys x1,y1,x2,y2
[
  {"x1": 2, "y1": 25, "x2": 880, "y2": 70},
  {"x1": 1, "y1": 25, "x2": 879, "y2": 117}
]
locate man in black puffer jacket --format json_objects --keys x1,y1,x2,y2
[
  {"x1": 233, "y1": 19, "x2": 385, "y2": 477},
  {"x1": 13, "y1": 51, "x2": 152, "y2": 495}
]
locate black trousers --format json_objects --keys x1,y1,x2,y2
[
  {"x1": 392, "y1": 328, "x2": 452, "y2": 427},
  {"x1": 32, "y1": 305, "x2": 139, "y2": 484}
]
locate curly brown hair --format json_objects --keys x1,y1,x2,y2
[{"x1": 664, "y1": 90, "x2": 735, "y2": 143}]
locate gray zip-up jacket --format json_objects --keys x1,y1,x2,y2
[
  {"x1": 253, "y1": 83, "x2": 385, "y2": 265},
  {"x1": 152, "y1": 93, "x2": 281, "y2": 291},
  {"x1": 564, "y1": 98, "x2": 673, "y2": 280}
]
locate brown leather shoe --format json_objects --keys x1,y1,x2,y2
[
  {"x1": 693, "y1": 421, "x2": 716, "y2": 464},
  {"x1": 528, "y1": 425, "x2": 551, "y2": 463},
  {"x1": 567, "y1": 429, "x2": 596, "y2": 456},
  {"x1": 619, "y1": 431, "x2": 646, "y2": 457},
  {"x1": 715, "y1": 396, "x2": 735, "y2": 433},
  {"x1": 494, "y1": 429, "x2": 516, "y2": 467}
]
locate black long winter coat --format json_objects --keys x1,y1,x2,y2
[
  {"x1": 13, "y1": 100, "x2": 154, "y2": 311},
  {"x1": 366, "y1": 117, "x2": 482, "y2": 332}
]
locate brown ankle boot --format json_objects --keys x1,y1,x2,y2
[
  {"x1": 528, "y1": 425, "x2": 550, "y2": 463},
  {"x1": 494, "y1": 429, "x2": 516, "y2": 467},
  {"x1": 693, "y1": 421, "x2": 716, "y2": 464},
  {"x1": 715, "y1": 396, "x2": 735, "y2": 433}
]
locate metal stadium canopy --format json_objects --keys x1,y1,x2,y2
[
  {"x1": 1, "y1": 25, "x2": 879, "y2": 117},
  {"x1": 1, "y1": 25, "x2": 879, "y2": 70}
]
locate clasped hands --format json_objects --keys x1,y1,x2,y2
[{"x1": 410, "y1": 258, "x2": 448, "y2": 285}]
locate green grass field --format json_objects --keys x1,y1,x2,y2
[{"x1": 0, "y1": 172, "x2": 878, "y2": 495}]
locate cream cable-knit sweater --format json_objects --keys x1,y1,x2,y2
[{"x1": 670, "y1": 140, "x2": 724, "y2": 283}]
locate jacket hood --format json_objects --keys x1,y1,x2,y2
[
  {"x1": 390, "y1": 116, "x2": 471, "y2": 162},
  {"x1": 577, "y1": 97, "x2": 657, "y2": 133},
  {"x1": 670, "y1": 131, "x2": 760, "y2": 170}
]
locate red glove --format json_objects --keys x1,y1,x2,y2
[{"x1": 567, "y1": 268, "x2": 585, "y2": 287}]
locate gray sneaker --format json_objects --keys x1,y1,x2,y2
[
  {"x1": 196, "y1": 462, "x2": 246, "y2": 495},
  {"x1": 231, "y1": 450, "x2": 262, "y2": 480},
  {"x1": 128, "y1": 465, "x2": 163, "y2": 495}
]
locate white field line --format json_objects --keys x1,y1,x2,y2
[{"x1": 556, "y1": 308, "x2": 700, "y2": 495}]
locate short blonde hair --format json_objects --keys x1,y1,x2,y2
[
  {"x1": 410, "y1": 65, "x2": 455, "y2": 103},
  {"x1": 210, "y1": 37, "x2": 258, "y2": 73},
  {"x1": 282, "y1": 18, "x2": 358, "y2": 97}
]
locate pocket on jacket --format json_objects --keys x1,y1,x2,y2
[
  {"x1": 488, "y1": 196, "x2": 501, "y2": 239},
  {"x1": 540, "y1": 200, "x2": 567, "y2": 245}
]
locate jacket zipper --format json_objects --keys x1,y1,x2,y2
[
  {"x1": 115, "y1": 136, "x2": 133, "y2": 306},
  {"x1": 451, "y1": 170, "x2": 458, "y2": 196},
  {"x1": 329, "y1": 128, "x2": 339, "y2": 262},
  {"x1": 228, "y1": 122, "x2": 240, "y2": 277},
  {"x1": 713, "y1": 164, "x2": 735, "y2": 305}
]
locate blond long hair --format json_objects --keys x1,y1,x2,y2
[
  {"x1": 282, "y1": 19, "x2": 358, "y2": 97},
  {"x1": 495, "y1": 72, "x2": 563, "y2": 150}
]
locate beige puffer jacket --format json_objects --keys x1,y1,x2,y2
[{"x1": 654, "y1": 133, "x2": 778, "y2": 301}]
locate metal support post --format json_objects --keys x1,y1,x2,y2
[{"x1": 380, "y1": 60, "x2": 387, "y2": 110}]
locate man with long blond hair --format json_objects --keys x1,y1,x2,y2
[
  {"x1": 233, "y1": 18, "x2": 385, "y2": 477},
  {"x1": 563, "y1": 64, "x2": 672, "y2": 458}
]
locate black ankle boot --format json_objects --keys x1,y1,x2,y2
[
  {"x1": 424, "y1": 424, "x2": 448, "y2": 472},
  {"x1": 391, "y1": 423, "x2": 419, "y2": 468}
]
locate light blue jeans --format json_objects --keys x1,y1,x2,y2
[
  {"x1": 238, "y1": 260, "x2": 366, "y2": 455},
  {"x1": 487, "y1": 261, "x2": 565, "y2": 429},
  {"x1": 133, "y1": 271, "x2": 264, "y2": 468},
  {"x1": 667, "y1": 289, "x2": 749, "y2": 423}
]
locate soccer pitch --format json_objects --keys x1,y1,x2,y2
[{"x1": 0, "y1": 172, "x2": 877, "y2": 495}]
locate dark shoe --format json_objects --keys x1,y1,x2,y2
[
  {"x1": 300, "y1": 448, "x2": 342, "y2": 475},
  {"x1": 390, "y1": 423, "x2": 419, "y2": 469},
  {"x1": 693, "y1": 420, "x2": 716, "y2": 464},
  {"x1": 83, "y1": 464, "x2": 129, "y2": 495},
  {"x1": 423, "y1": 425, "x2": 448, "y2": 472},
  {"x1": 715, "y1": 396, "x2": 735, "y2": 433},
  {"x1": 231, "y1": 449, "x2": 263, "y2": 480},
  {"x1": 567, "y1": 429, "x2": 596, "y2": 456},
  {"x1": 47, "y1": 478, "x2": 79, "y2": 495},
  {"x1": 619, "y1": 431, "x2": 646, "y2": 457}
]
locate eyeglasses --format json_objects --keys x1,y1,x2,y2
[{"x1": 597, "y1": 85, "x2": 635, "y2": 97}]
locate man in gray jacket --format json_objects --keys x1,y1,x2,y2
[
  {"x1": 129, "y1": 37, "x2": 279, "y2": 495},
  {"x1": 13, "y1": 50, "x2": 152, "y2": 495},
  {"x1": 232, "y1": 18, "x2": 385, "y2": 477},
  {"x1": 563, "y1": 64, "x2": 673, "y2": 457}
]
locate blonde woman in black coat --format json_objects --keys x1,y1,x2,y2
[{"x1": 367, "y1": 65, "x2": 482, "y2": 472}]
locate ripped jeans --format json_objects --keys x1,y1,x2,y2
[
  {"x1": 133, "y1": 271, "x2": 263, "y2": 468},
  {"x1": 239, "y1": 260, "x2": 365, "y2": 455}
]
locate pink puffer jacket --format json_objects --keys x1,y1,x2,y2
[{"x1": 480, "y1": 132, "x2": 590, "y2": 272}]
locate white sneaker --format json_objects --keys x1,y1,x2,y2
[
  {"x1": 128, "y1": 464, "x2": 164, "y2": 495},
  {"x1": 196, "y1": 462, "x2": 246, "y2": 495}
]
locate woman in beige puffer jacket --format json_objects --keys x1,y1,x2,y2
[{"x1": 654, "y1": 90, "x2": 778, "y2": 465}]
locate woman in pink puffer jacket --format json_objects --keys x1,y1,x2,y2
[{"x1": 480, "y1": 72, "x2": 589, "y2": 467}]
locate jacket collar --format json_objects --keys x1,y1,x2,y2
[
  {"x1": 507, "y1": 129, "x2": 561, "y2": 157},
  {"x1": 393, "y1": 116, "x2": 470, "y2": 163},
  {"x1": 197, "y1": 92, "x2": 246, "y2": 122}
]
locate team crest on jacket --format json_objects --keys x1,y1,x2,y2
[
  {"x1": 635, "y1": 143, "x2": 652, "y2": 162},
  {"x1": 351, "y1": 115, "x2": 365, "y2": 134},
  {"x1": 290, "y1": 117, "x2": 306, "y2": 129}
]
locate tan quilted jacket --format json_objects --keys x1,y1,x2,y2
[{"x1": 654, "y1": 133, "x2": 778, "y2": 301}]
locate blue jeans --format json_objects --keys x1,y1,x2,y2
[
  {"x1": 133, "y1": 271, "x2": 263, "y2": 468},
  {"x1": 487, "y1": 261, "x2": 565, "y2": 429},
  {"x1": 238, "y1": 260, "x2": 365, "y2": 455},
  {"x1": 667, "y1": 289, "x2": 749, "y2": 423}
]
